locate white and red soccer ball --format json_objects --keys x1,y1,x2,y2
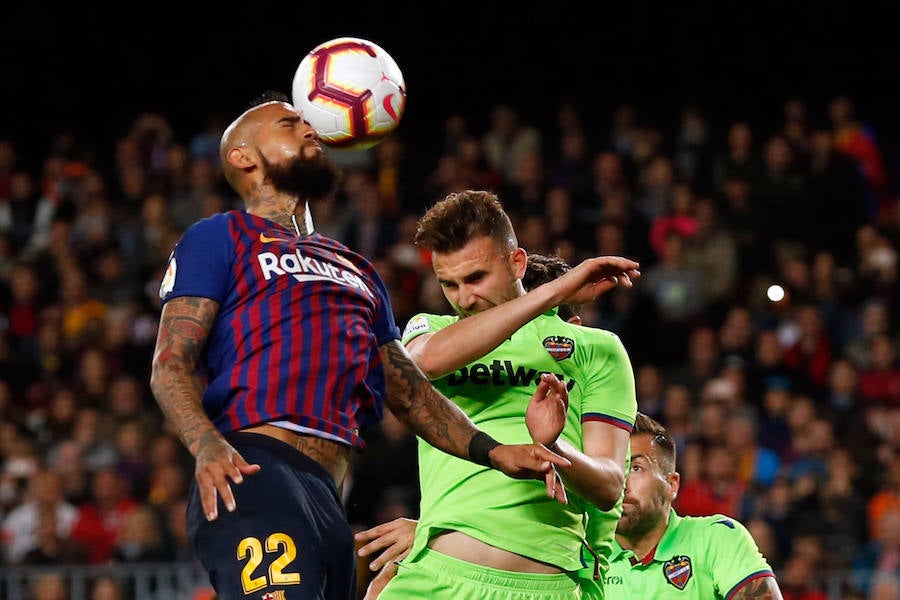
[{"x1": 292, "y1": 37, "x2": 406, "y2": 151}]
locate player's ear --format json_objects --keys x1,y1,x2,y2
[
  {"x1": 511, "y1": 247, "x2": 528, "y2": 279},
  {"x1": 226, "y1": 147, "x2": 254, "y2": 171},
  {"x1": 667, "y1": 471, "x2": 681, "y2": 502}
]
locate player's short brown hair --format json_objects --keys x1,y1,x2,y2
[
  {"x1": 633, "y1": 412, "x2": 677, "y2": 474},
  {"x1": 414, "y1": 190, "x2": 517, "y2": 254}
]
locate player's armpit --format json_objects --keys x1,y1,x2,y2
[{"x1": 731, "y1": 575, "x2": 784, "y2": 600}]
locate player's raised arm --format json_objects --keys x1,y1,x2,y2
[
  {"x1": 407, "y1": 255, "x2": 640, "y2": 380},
  {"x1": 150, "y1": 296, "x2": 260, "y2": 521},
  {"x1": 378, "y1": 340, "x2": 571, "y2": 481}
]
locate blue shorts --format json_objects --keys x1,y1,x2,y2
[{"x1": 187, "y1": 432, "x2": 355, "y2": 600}]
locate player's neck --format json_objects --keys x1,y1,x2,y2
[{"x1": 249, "y1": 202, "x2": 315, "y2": 236}]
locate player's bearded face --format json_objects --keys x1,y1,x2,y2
[
  {"x1": 617, "y1": 440, "x2": 672, "y2": 539},
  {"x1": 617, "y1": 475, "x2": 669, "y2": 538},
  {"x1": 261, "y1": 149, "x2": 341, "y2": 201}
]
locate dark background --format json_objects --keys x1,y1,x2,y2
[{"x1": 3, "y1": 3, "x2": 900, "y2": 172}]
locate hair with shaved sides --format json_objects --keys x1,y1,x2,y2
[{"x1": 414, "y1": 190, "x2": 518, "y2": 254}]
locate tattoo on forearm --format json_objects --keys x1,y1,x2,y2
[
  {"x1": 380, "y1": 341, "x2": 478, "y2": 459},
  {"x1": 150, "y1": 297, "x2": 220, "y2": 454},
  {"x1": 733, "y1": 576, "x2": 782, "y2": 600}
]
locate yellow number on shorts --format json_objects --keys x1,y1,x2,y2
[
  {"x1": 238, "y1": 537, "x2": 267, "y2": 594},
  {"x1": 238, "y1": 533, "x2": 301, "y2": 594},
  {"x1": 267, "y1": 533, "x2": 301, "y2": 585}
]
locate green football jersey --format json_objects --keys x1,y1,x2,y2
[
  {"x1": 598, "y1": 511, "x2": 775, "y2": 600},
  {"x1": 401, "y1": 309, "x2": 636, "y2": 571}
]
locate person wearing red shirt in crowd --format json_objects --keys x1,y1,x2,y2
[
  {"x1": 859, "y1": 333, "x2": 900, "y2": 406},
  {"x1": 782, "y1": 304, "x2": 832, "y2": 394},
  {"x1": 675, "y1": 442, "x2": 749, "y2": 519},
  {"x1": 69, "y1": 467, "x2": 138, "y2": 564}
]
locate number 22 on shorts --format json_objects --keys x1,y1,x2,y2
[{"x1": 238, "y1": 532, "x2": 301, "y2": 594}]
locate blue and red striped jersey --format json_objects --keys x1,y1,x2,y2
[{"x1": 158, "y1": 210, "x2": 400, "y2": 449}]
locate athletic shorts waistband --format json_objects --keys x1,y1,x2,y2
[{"x1": 413, "y1": 547, "x2": 578, "y2": 592}]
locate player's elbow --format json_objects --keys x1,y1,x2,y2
[
  {"x1": 149, "y1": 362, "x2": 165, "y2": 398},
  {"x1": 382, "y1": 394, "x2": 412, "y2": 423},
  {"x1": 408, "y1": 353, "x2": 443, "y2": 381},
  {"x1": 595, "y1": 484, "x2": 624, "y2": 512},
  {"x1": 589, "y1": 468, "x2": 626, "y2": 512},
  {"x1": 149, "y1": 357, "x2": 189, "y2": 400}
]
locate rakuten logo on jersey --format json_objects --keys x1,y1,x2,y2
[
  {"x1": 446, "y1": 361, "x2": 576, "y2": 391},
  {"x1": 258, "y1": 250, "x2": 373, "y2": 297}
]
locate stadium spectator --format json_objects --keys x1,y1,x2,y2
[
  {"x1": 1, "y1": 468, "x2": 77, "y2": 564},
  {"x1": 69, "y1": 466, "x2": 139, "y2": 564}
]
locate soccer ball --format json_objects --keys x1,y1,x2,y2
[{"x1": 292, "y1": 37, "x2": 406, "y2": 151}]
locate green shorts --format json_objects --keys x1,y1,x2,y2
[
  {"x1": 578, "y1": 573, "x2": 603, "y2": 600},
  {"x1": 379, "y1": 547, "x2": 581, "y2": 600}
]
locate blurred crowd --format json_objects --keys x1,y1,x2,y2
[{"x1": 1, "y1": 92, "x2": 899, "y2": 599}]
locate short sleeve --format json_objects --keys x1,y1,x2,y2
[
  {"x1": 401, "y1": 313, "x2": 455, "y2": 345},
  {"x1": 369, "y1": 267, "x2": 401, "y2": 345},
  {"x1": 706, "y1": 516, "x2": 775, "y2": 596},
  {"x1": 580, "y1": 329, "x2": 637, "y2": 431},
  {"x1": 159, "y1": 214, "x2": 234, "y2": 304}
]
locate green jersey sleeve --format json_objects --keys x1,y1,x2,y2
[
  {"x1": 577, "y1": 327, "x2": 636, "y2": 431},
  {"x1": 401, "y1": 312, "x2": 458, "y2": 345},
  {"x1": 700, "y1": 514, "x2": 775, "y2": 596}
]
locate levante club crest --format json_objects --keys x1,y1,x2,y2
[
  {"x1": 543, "y1": 336, "x2": 575, "y2": 361},
  {"x1": 663, "y1": 555, "x2": 693, "y2": 589}
]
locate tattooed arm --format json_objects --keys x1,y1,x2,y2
[
  {"x1": 150, "y1": 296, "x2": 260, "y2": 521},
  {"x1": 732, "y1": 577, "x2": 784, "y2": 600},
  {"x1": 379, "y1": 340, "x2": 571, "y2": 482}
]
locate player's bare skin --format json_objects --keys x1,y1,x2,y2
[
  {"x1": 150, "y1": 296, "x2": 261, "y2": 521},
  {"x1": 245, "y1": 424, "x2": 351, "y2": 487}
]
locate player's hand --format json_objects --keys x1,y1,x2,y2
[
  {"x1": 363, "y1": 561, "x2": 399, "y2": 600},
  {"x1": 488, "y1": 443, "x2": 572, "y2": 493},
  {"x1": 552, "y1": 256, "x2": 641, "y2": 306},
  {"x1": 193, "y1": 431, "x2": 261, "y2": 520},
  {"x1": 526, "y1": 373, "x2": 569, "y2": 446},
  {"x1": 355, "y1": 517, "x2": 418, "y2": 572}
]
